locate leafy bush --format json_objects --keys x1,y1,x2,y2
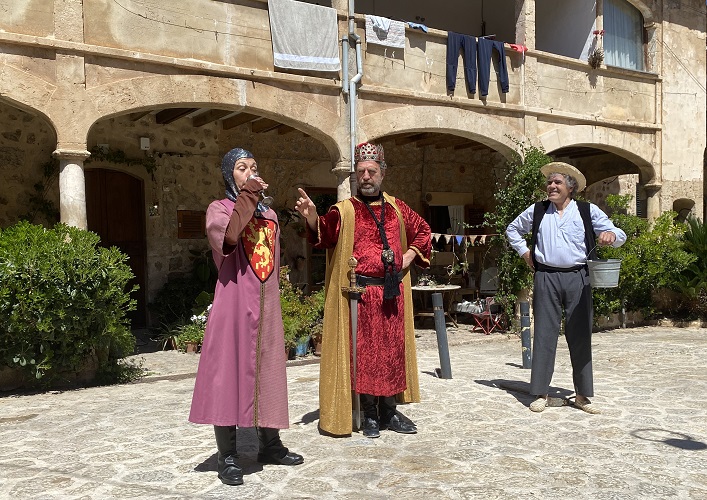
[
  {"x1": 674, "y1": 215, "x2": 707, "y2": 316},
  {"x1": 280, "y1": 267, "x2": 322, "y2": 351},
  {"x1": 0, "y1": 221, "x2": 136, "y2": 385},
  {"x1": 485, "y1": 140, "x2": 551, "y2": 325},
  {"x1": 592, "y1": 195, "x2": 694, "y2": 318}
]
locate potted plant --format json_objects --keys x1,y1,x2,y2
[
  {"x1": 173, "y1": 302, "x2": 210, "y2": 353},
  {"x1": 280, "y1": 267, "x2": 325, "y2": 358},
  {"x1": 175, "y1": 321, "x2": 205, "y2": 353}
]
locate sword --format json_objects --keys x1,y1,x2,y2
[{"x1": 341, "y1": 256, "x2": 366, "y2": 431}]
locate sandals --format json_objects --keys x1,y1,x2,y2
[
  {"x1": 572, "y1": 397, "x2": 601, "y2": 414},
  {"x1": 529, "y1": 396, "x2": 567, "y2": 412}
]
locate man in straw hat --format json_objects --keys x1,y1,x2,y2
[
  {"x1": 506, "y1": 162, "x2": 626, "y2": 414},
  {"x1": 295, "y1": 142, "x2": 431, "y2": 437}
]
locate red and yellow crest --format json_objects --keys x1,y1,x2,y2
[{"x1": 242, "y1": 217, "x2": 277, "y2": 283}]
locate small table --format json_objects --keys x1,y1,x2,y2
[{"x1": 411, "y1": 285, "x2": 461, "y2": 327}]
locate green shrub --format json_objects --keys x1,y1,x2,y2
[
  {"x1": 485, "y1": 140, "x2": 551, "y2": 325},
  {"x1": 673, "y1": 215, "x2": 707, "y2": 317},
  {"x1": 280, "y1": 267, "x2": 322, "y2": 350},
  {"x1": 592, "y1": 195, "x2": 694, "y2": 318},
  {"x1": 0, "y1": 221, "x2": 137, "y2": 385}
]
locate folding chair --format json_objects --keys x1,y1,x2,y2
[{"x1": 470, "y1": 296, "x2": 504, "y2": 334}]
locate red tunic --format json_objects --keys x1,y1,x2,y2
[{"x1": 312, "y1": 196, "x2": 431, "y2": 396}]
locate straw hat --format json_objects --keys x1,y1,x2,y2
[{"x1": 540, "y1": 162, "x2": 587, "y2": 192}]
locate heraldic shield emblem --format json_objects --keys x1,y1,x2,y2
[{"x1": 242, "y1": 217, "x2": 277, "y2": 283}]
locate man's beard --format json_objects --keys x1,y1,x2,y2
[{"x1": 358, "y1": 182, "x2": 380, "y2": 196}]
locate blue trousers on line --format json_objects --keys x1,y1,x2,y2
[
  {"x1": 446, "y1": 32, "x2": 477, "y2": 94},
  {"x1": 477, "y1": 38, "x2": 509, "y2": 97}
]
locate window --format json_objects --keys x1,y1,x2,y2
[{"x1": 604, "y1": 0, "x2": 645, "y2": 71}]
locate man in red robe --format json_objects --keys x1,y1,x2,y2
[{"x1": 295, "y1": 143, "x2": 431, "y2": 437}]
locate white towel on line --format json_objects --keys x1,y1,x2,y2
[{"x1": 268, "y1": 0, "x2": 341, "y2": 72}]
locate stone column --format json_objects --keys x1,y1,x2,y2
[
  {"x1": 516, "y1": 0, "x2": 538, "y2": 132},
  {"x1": 514, "y1": 0, "x2": 535, "y2": 49},
  {"x1": 644, "y1": 183, "x2": 662, "y2": 222},
  {"x1": 332, "y1": 161, "x2": 352, "y2": 202},
  {"x1": 54, "y1": 148, "x2": 91, "y2": 229}
]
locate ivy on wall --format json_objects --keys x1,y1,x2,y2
[
  {"x1": 86, "y1": 146, "x2": 157, "y2": 174},
  {"x1": 22, "y1": 159, "x2": 60, "y2": 226}
]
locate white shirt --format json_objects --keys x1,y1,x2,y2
[{"x1": 506, "y1": 200, "x2": 627, "y2": 268}]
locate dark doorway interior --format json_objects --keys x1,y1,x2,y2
[{"x1": 85, "y1": 169, "x2": 148, "y2": 327}]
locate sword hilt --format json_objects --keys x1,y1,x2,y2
[
  {"x1": 342, "y1": 256, "x2": 365, "y2": 294},
  {"x1": 348, "y1": 256, "x2": 358, "y2": 288}
]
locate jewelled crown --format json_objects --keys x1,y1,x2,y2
[{"x1": 354, "y1": 142, "x2": 386, "y2": 166}]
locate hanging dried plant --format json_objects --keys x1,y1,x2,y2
[{"x1": 588, "y1": 47, "x2": 604, "y2": 69}]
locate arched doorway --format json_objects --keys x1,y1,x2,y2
[{"x1": 85, "y1": 169, "x2": 148, "y2": 327}]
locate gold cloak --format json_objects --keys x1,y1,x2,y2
[{"x1": 318, "y1": 193, "x2": 420, "y2": 436}]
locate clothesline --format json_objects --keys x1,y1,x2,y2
[{"x1": 431, "y1": 233, "x2": 498, "y2": 245}]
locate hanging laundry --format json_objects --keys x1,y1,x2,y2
[
  {"x1": 268, "y1": 0, "x2": 340, "y2": 72},
  {"x1": 407, "y1": 21, "x2": 428, "y2": 33},
  {"x1": 509, "y1": 44, "x2": 528, "y2": 53},
  {"x1": 365, "y1": 14, "x2": 406, "y2": 49},
  {"x1": 477, "y1": 38, "x2": 509, "y2": 97},
  {"x1": 446, "y1": 32, "x2": 477, "y2": 94}
]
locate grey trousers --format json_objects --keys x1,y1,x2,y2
[{"x1": 530, "y1": 267, "x2": 594, "y2": 397}]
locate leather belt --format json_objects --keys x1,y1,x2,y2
[
  {"x1": 356, "y1": 271, "x2": 404, "y2": 287},
  {"x1": 535, "y1": 263, "x2": 587, "y2": 273}
]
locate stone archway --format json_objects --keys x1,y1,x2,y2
[
  {"x1": 84, "y1": 75, "x2": 344, "y2": 164},
  {"x1": 358, "y1": 105, "x2": 524, "y2": 161},
  {"x1": 539, "y1": 126, "x2": 657, "y2": 183}
]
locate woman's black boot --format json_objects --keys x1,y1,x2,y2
[
  {"x1": 256, "y1": 427, "x2": 304, "y2": 466},
  {"x1": 213, "y1": 426, "x2": 244, "y2": 485}
]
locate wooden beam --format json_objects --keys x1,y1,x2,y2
[
  {"x1": 277, "y1": 124, "x2": 297, "y2": 135},
  {"x1": 434, "y1": 137, "x2": 473, "y2": 149},
  {"x1": 221, "y1": 113, "x2": 259, "y2": 130},
  {"x1": 454, "y1": 142, "x2": 488, "y2": 151},
  {"x1": 251, "y1": 118, "x2": 282, "y2": 133},
  {"x1": 129, "y1": 110, "x2": 152, "y2": 121},
  {"x1": 394, "y1": 133, "x2": 427, "y2": 146},
  {"x1": 415, "y1": 134, "x2": 448, "y2": 147},
  {"x1": 565, "y1": 150, "x2": 609, "y2": 159},
  {"x1": 192, "y1": 109, "x2": 231, "y2": 127},
  {"x1": 155, "y1": 108, "x2": 198, "y2": 124}
]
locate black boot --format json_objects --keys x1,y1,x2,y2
[
  {"x1": 256, "y1": 427, "x2": 304, "y2": 466},
  {"x1": 213, "y1": 426, "x2": 243, "y2": 486},
  {"x1": 360, "y1": 394, "x2": 380, "y2": 438},
  {"x1": 379, "y1": 396, "x2": 417, "y2": 434}
]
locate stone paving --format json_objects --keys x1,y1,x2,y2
[{"x1": 1, "y1": 325, "x2": 706, "y2": 499}]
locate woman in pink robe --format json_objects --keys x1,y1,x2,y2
[{"x1": 189, "y1": 148, "x2": 303, "y2": 486}]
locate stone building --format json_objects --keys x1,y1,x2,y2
[{"x1": 0, "y1": 0, "x2": 704, "y2": 326}]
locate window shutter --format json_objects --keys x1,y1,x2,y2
[{"x1": 177, "y1": 210, "x2": 206, "y2": 239}]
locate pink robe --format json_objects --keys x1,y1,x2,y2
[{"x1": 189, "y1": 199, "x2": 289, "y2": 428}]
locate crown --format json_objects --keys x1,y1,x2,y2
[{"x1": 354, "y1": 142, "x2": 385, "y2": 164}]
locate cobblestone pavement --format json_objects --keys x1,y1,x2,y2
[{"x1": 1, "y1": 325, "x2": 706, "y2": 499}]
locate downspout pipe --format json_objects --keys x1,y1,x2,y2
[
  {"x1": 348, "y1": 0, "x2": 363, "y2": 175},
  {"x1": 341, "y1": 36, "x2": 349, "y2": 95}
]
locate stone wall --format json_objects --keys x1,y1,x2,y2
[{"x1": 0, "y1": 102, "x2": 58, "y2": 227}]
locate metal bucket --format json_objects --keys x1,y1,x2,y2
[{"x1": 587, "y1": 259, "x2": 622, "y2": 288}]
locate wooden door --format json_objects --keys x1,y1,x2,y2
[{"x1": 85, "y1": 169, "x2": 147, "y2": 327}]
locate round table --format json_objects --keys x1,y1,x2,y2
[{"x1": 411, "y1": 285, "x2": 461, "y2": 327}]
